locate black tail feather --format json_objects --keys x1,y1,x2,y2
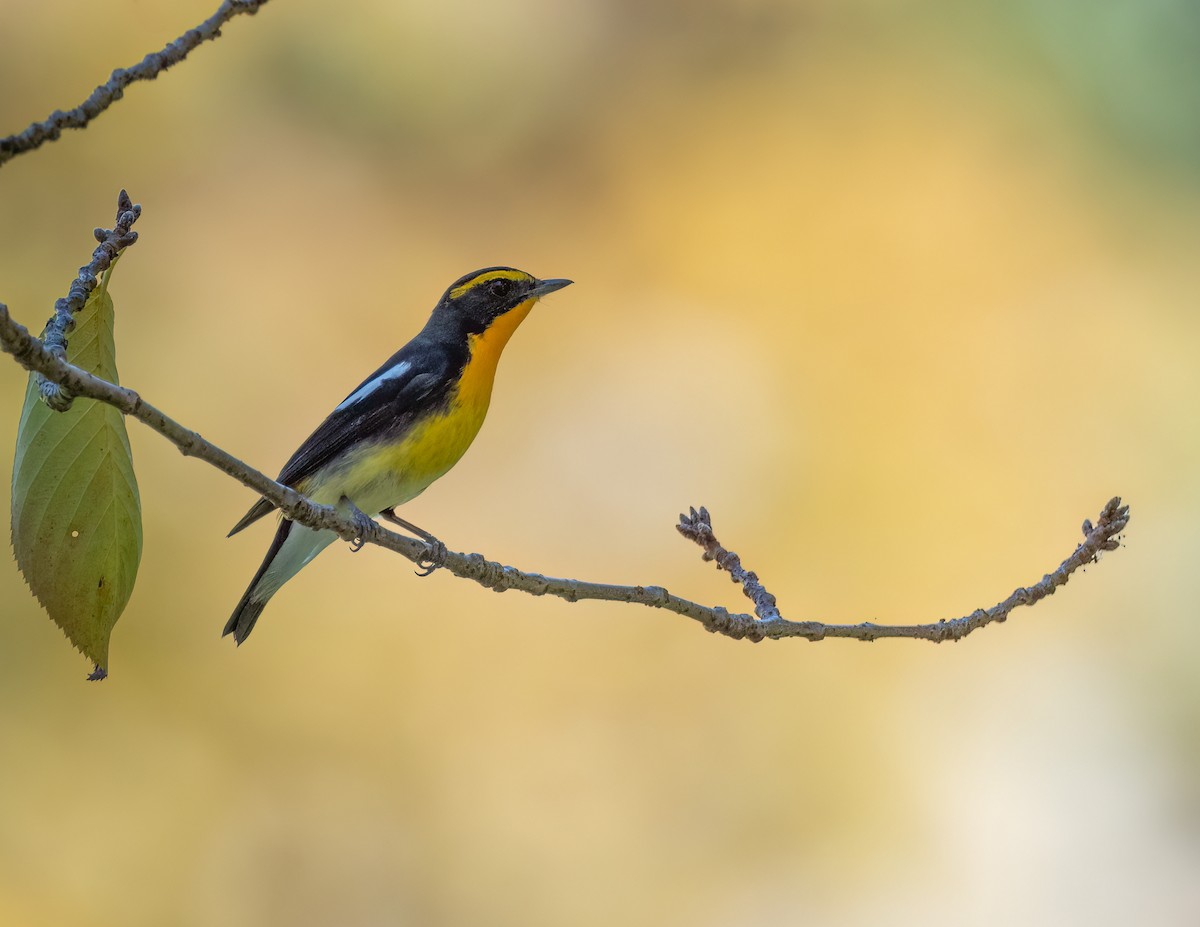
[
  {"x1": 223, "y1": 594, "x2": 268, "y2": 645},
  {"x1": 228, "y1": 497, "x2": 277, "y2": 538},
  {"x1": 224, "y1": 519, "x2": 292, "y2": 645}
]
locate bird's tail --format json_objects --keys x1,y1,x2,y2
[
  {"x1": 224, "y1": 518, "x2": 340, "y2": 645},
  {"x1": 223, "y1": 519, "x2": 293, "y2": 645},
  {"x1": 224, "y1": 593, "x2": 269, "y2": 645}
]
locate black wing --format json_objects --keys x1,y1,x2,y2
[{"x1": 228, "y1": 343, "x2": 459, "y2": 536}]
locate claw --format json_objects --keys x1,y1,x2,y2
[
  {"x1": 415, "y1": 538, "x2": 447, "y2": 577},
  {"x1": 339, "y1": 496, "x2": 376, "y2": 553},
  {"x1": 376, "y1": 506, "x2": 445, "y2": 573}
]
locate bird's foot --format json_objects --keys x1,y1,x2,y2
[
  {"x1": 415, "y1": 538, "x2": 448, "y2": 578},
  {"x1": 339, "y1": 497, "x2": 375, "y2": 552},
  {"x1": 378, "y1": 507, "x2": 445, "y2": 575}
]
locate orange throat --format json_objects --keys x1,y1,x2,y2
[{"x1": 455, "y1": 297, "x2": 535, "y2": 409}]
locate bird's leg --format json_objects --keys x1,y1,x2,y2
[
  {"x1": 380, "y1": 507, "x2": 447, "y2": 577},
  {"x1": 338, "y1": 496, "x2": 376, "y2": 552},
  {"x1": 379, "y1": 508, "x2": 435, "y2": 540}
]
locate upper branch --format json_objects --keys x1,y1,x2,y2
[
  {"x1": 37, "y1": 191, "x2": 141, "y2": 411},
  {"x1": 0, "y1": 0, "x2": 271, "y2": 167}
]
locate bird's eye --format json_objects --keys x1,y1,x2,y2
[{"x1": 488, "y1": 279, "x2": 513, "y2": 299}]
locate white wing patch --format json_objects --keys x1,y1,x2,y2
[{"x1": 335, "y1": 361, "x2": 412, "y2": 411}]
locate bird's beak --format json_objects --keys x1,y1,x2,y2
[{"x1": 529, "y1": 278, "x2": 573, "y2": 298}]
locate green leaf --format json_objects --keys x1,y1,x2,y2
[{"x1": 10, "y1": 273, "x2": 142, "y2": 673}]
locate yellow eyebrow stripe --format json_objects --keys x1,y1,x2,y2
[{"x1": 449, "y1": 269, "x2": 531, "y2": 300}]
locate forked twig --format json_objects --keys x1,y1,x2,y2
[{"x1": 676, "y1": 501, "x2": 1129, "y2": 642}]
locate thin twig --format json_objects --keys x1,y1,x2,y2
[
  {"x1": 0, "y1": 0, "x2": 271, "y2": 167},
  {"x1": 36, "y1": 191, "x2": 141, "y2": 411},
  {"x1": 678, "y1": 506, "x2": 782, "y2": 621},
  {"x1": 0, "y1": 288, "x2": 1129, "y2": 643}
]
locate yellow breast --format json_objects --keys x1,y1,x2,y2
[{"x1": 319, "y1": 298, "x2": 536, "y2": 512}]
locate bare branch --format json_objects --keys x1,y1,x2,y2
[
  {"x1": 0, "y1": 193, "x2": 1130, "y2": 645},
  {"x1": 0, "y1": 0, "x2": 271, "y2": 167},
  {"x1": 36, "y1": 191, "x2": 141, "y2": 411}
]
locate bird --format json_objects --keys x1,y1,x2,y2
[{"x1": 223, "y1": 267, "x2": 572, "y2": 644}]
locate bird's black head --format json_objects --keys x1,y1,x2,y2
[{"x1": 436, "y1": 267, "x2": 572, "y2": 335}]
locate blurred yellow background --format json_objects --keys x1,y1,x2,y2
[{"x1": 2, "y1": 1, "x2": 1198, "y2": 924}]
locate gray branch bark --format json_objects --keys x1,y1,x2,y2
[
  {"x1": 0, "y1": 0, "x2": 271, "y2": 167},
  {"x1": 36, "y1": 191, "x2": 141, "y2": 411},
  {"x1": 0, "y1": 193, "x2": 1130, "y2": 645}
]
